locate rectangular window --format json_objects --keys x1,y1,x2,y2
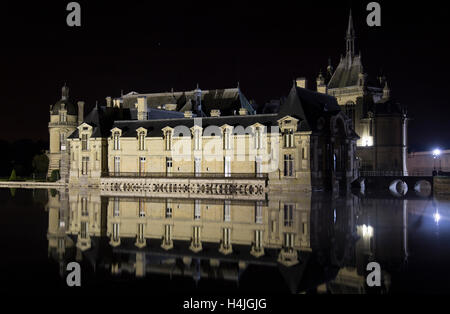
[
  {"x1": 224, "y1": 200, "x2": 231, "y2": 222},
  {"x1": 255, "y1": 201, "x2": 263, "y2": 224},
  {"x1": 81, "y1": 134, "x2": 88, "y2": 151},
  {"x1": 59, "y1": 112, "x2": 66, "y2": 123},
  {"x1": 81, "y1": 197, "x2": 88, "y2": 216},
  {"x1": 112, "y1": 223, "x2": 120, "y2": 242},
  {"x1": 224, "y1": 156, "x2": 231, "y2": 177},
  {"x1": 165, "y1": 131, "x2": 172, "y2": 151},
  {"x1": 255, "y1": 156, "x2": 262, "y2": 177},
  {"x1": 113, "y1": 197, "x2": 120, "y2": 217},
  {"x1": 165, "y1": 200, "x2": 172, "y2": 218},
  {"x1": 194, "y1": 157, "x2": 201, "y2": 177},
  {"x1": 284, "y1": 154, "x2": 294, "y2": 177},
  {"x1": 138, "y1": 198, "x2": 145, "y2": 217},
  {"x1": 137, "y1": 224, "x2": 145, "y2": 243},
  {"x1": 60, "y1": 133, "x2": 66, "y2": 151},
  {"x1": 81, "y1": 222, "x2": 88, "y2": 239},
  {"x1": 166, "y1": 157, "x2": 172, "y2": 174},
  {"x1": 284, "y1": 129, "x2": 294, "y2": 148},
  {"x1": 284, "y1": 204, "x2": 294, "y2": 227},
  {"x1": 302, "y1": 147, "x2": 307, "y2": 159},
  {"x1": 194, "y1": 200, "x2": 201, "y2": 220},
  {"x1": 255, "y1": 127, "x2": 263, "y2": 149},
  {"x1": 81, "y1": 156, "x2": 89, "y2": 175},
  {"x1": 223, "y1": 129, "x2": 231, "y2": 150},
  {"x1": 284, "y1": 233, "x2": 295, "y2": 249},
  {"x1": 114, "y1": 156, "x2": 120, "y2": 174},
  {"x1": 113, "y1": 132, "x2": 120, "y2": 150},
  {"x1": 194, "y1": 129, "x2": 201, "y2": 150},
  {"x1": 139, "y1": 132, "x2": 145, "y2": 150},
  {"x1": 139, "y1": 157, "x2": 146, "y2": 175}
]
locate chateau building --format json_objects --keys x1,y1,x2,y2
[
  {"x1": 56, "y1": 81, "x2": 358, "y2": 192},
  {"x1": 316, "y1": 11, "x2": 408, "y2": 174}
]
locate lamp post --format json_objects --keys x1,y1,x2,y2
[{"x1": 433, "y1": 149, "x2": 441, "y2": 175}]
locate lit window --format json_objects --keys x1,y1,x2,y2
[
  {"x1": 165, "y1": 130, "x2": 172, "y2": 151},
  {"x1": 81, "y1": 134, "x2": 88, "y2": 151},
  {"x1": 113, "y1": 132, "x2": 120, "y2": 150},
  {"x1": 284, "y1": 154, "x2": 294, "y2": 177},
  {"x1": 81, "y1": 156, "x2": 89, "y2": 175},
  {"x1": 283, "y1": 129, "x2": 294, "y2": 148},
  {"x1": 138, "y1": 131, "x2": 145, "y2": 150},
  {"x1": 283, "y1": 204, "x2": 294, "y2": 227}
]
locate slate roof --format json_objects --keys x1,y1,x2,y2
[
  {"x1": 112, "y1": 113, "x2": 280, "y2": 138},
  {"x1": 69, "y1": 106, "x2": 133, "y2": 139},
  {"x1": 51, "y1": 99, "x2": 78, "y2": 115},
  {"x1": 279, "y1": 85, "x2": 341, "y2": 132},
  {"x1": 120, "y1": 87, "x2": 255, "y2": 116},
  {"x1": 327, "y1": 54, "x2": 363, "y2": 89},
  {"x1": 373, "y1": 98, "x2": 406, "y2": 116}
]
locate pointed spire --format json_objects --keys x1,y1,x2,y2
[
  {"x1": 61, "y1": 84, "x2": 69, "y2": 101},
  {"x1": 346, "y1": 9, "x2": 355, "y2": 57}
]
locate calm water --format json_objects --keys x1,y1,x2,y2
[{"x1": 1, "y1": 187, "x2": 450, "y2": 294}]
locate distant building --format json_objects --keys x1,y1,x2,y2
[
  {"x1": 408, "y1": 149, "x2": 450, "y2": 176},
  {"x1": 316, "y1": 10, "x2": 408, "y2": 175}
]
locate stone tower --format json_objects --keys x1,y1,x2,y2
[
  {"x1": 318, "y1": 10, "x2": 408, "y2": 174},
  {"x1": 48, "y1": 85, "x2": 83, "y2": 179}
]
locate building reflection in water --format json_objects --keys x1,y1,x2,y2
[{"x1": 46, "y1": 188, "x2": 418, "y2": 294}]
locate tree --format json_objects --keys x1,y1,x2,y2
[
  {"x1": 9, "y1": 169, "x2": 17, "y2": 181},
  {"x1": 50, "y1": 170, "x2": 60, "y2": 182},
  {"x1": 32, "y1": 153, "x2": 49, "y2": 178}
]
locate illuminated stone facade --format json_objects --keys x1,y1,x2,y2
[
  {"x1": 316, "y1": 11, "x2": 408, "y2": 174},
  {"x1": 62, "y1": 83, "x2": 358, "y2": 192}
]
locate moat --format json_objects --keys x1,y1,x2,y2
[{"x1": 1, "y1": 187, "x2": 449, "y2": 294}]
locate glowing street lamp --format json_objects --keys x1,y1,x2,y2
[
  {"x1": 433, "y1": 149, "x2": 441, "y2": 157},
  {"x1": 433, "y1": 148, "x2": 442, "y2": 172}
]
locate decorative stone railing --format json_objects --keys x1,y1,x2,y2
[{"x1": 99, "y1": 176, "x2": 267, "y2": 200}]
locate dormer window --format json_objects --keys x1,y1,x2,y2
[
  {"x1": 194, "y1": 129, "x2": 201, "y2": 150},
  {"x1": 283, "y1": 129, "x2": 294, "y2": 148},
  {"x1": 113, "y1": 131, "x2": 120, "y2": 150},
  {"x1": 164, "y1": 129, "x2": 173, "y2": 151},
  {"x1": 81, "y1": 134, "x2": 89, "y2": 151},
  {"x1": 223, "y1": 128, "x2": 231, "y2": 150},
  {"x1": 138, "y1": 131, "x2": 145, "y2": 151},
  {"x1": 255, "y1": 126, "x2": 264, "y2": 149}
]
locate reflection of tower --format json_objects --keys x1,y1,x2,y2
[{"x1": 46, "y1": 188, "x2": 74, "y2": 277}]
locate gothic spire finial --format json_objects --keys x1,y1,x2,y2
[{"x1": 346, "y1": 9, "x2": 355, "y2": 57}]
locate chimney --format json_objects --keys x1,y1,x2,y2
[
  {"x1": 106, "y1": 96, "x2": 112, "y2": 107},
  {"x1": 383, "y1": 81, "x2": 390, "y2": 100},
  {"x1": 77, "y1": 101, "x2": 85, "y2": 124},
  {"x1": 194, "y1": 84, "x2": 202, "y2": 116},
  {"x1": 296, "y1": 77, "x2": 307, "y2": 89},
  {"x1": 136, "y1": 96, "x2": 148, "y2": 120},
  {"x1": 210, "y1": 109, "x2": 221, "y2": 117},
  {"x1": 239, "y1": 108, "x2": 248, "y2": 116},
  {"x1": 184, "y1": 111, "x2": 193, "y2": 118},
  {"x1": 316, "y1": 73, "x2": 327, "y2": 94},
  {"x1": 113, "y1": 98, "x2": 121, "y2": 108}
]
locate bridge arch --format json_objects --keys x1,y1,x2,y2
[
  {"x1": 389, "y1": 179, "x2": 408, "y2": 197},
  {"x1": 414, "y1": 180, "x2": 432, "y2": 197}
]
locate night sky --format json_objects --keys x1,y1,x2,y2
[{"x1": 1, "y1": 0, "x2": 449, "y2": 151}]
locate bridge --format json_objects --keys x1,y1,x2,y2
[{"x1": 359, "y1": 171, "x2": 433, "y2": 197}]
